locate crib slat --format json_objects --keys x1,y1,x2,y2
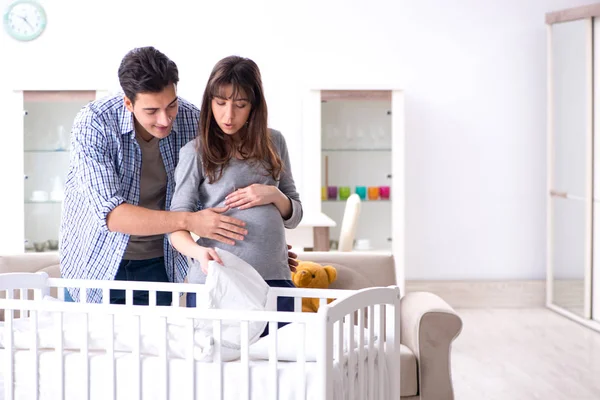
[
  {"x1": 337, "y1": 320, "x2": 343, "y2": 365},
  {"x1": 268, "y1": 321, "x2": 278, "y2": 400},
  {"x1": 149, "y1": 290, "x2": 157, "y2": 307},
  {"x1": 81, "y1": 288, "x2": 87, "y2": 304},
  {"x1": 186, "y1": 318, "x2": 194, "y2": 400},
  {"x1": 294, "y1": 297, "x2": 302, "y2": 312},
  {"x1": 82, "y1": 314, "x2": 89, "y2": 400},
  {"x1": 241, "y1": 321, "x2": 250, "y2": 400},
  {"x1": 358, "y1": 307, "x2": 365, "y2": 399},
  {"x1": 389, "y1": 302, "x2": 401, "y2": 400},
  {"x1": 296, "y1": 322, "x2": 306, "y2": 400},
  {"x1": 103, "y1": 288, "x2": 110, "y2": 305},
  {"x1": 348, "y1": 312, "x2": 355, "y2": 400},
  {"x1": 126, "y1": 289, "x2": 133, "y2": 306},
  {"x1": 55, "y1": 312, "x2": 64, "y2": 400},
  {"x1": 31, "y1": 309, "x2": 39, "y2": 400},
  {"x1": 212, "y1": 320, "x2": 223, "y2": 400},
  {"x1": 134, "y1": 315, "x2": 141, "y2": 400},
  {"x1": 4, "y1": 304, "x2": 15, "y2": 400},
  {"x1": 319, "y1": 297, "x2": 327, "y2": 308},
  {"x1": 19, "y1": 288, "x2": 26, "y2": 318},
  {"x1": 377, "y1": 305, "x2": 384, "y2": 400},
  {"x1": 107, "y1": 314, "x2": 115, "y2": 400},
  {"x1": 171, "y1": 291, "x2": 179, "y2": 307},
  {"x1": 368, "y1": 305, "x2": 375, "y2": 400},
  {"x1": 160, "y1": 317, "x2": 169, "y2": 400},
  {"x1": 5, "y1": 303, "x2": 13, "y2": 400}
]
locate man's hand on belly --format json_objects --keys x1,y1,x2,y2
[{"x1": 186, "y1": 207, "x2": 248, "y2": 246}]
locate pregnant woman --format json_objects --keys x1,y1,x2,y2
[{"x1": 169, "y1": 55, "x2": 303, "y2": 314}]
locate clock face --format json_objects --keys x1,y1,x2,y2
[{"x1": 3, "y1": 1, "x2": 47, "y2": 41}]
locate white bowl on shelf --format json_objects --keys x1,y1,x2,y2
[{"x1": 30, "y1": 190, "x2": 48, "y2": 202}]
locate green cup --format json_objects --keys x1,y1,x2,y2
[{"x1": 339, "y1": 186, "x2": 351, "y2": 200}]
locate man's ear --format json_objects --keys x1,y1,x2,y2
[{"x1": 124, "y1": 96, "x2": 134, "y2": 113}]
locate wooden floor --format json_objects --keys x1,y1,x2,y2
[{"x1": 452, "y1": 308, "x2": 600, "y2": 400}]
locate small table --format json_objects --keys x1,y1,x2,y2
[{"x1": 285, "y1": 212, "x2": 336, "y2": 251}]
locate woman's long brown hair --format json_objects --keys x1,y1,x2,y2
[{"x1": 197, "y1": 56, "x2": 283, "y2": 184}]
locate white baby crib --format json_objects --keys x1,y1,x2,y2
[{"x1": 0, "y1": 272, "x2": 400, "y2": 400}]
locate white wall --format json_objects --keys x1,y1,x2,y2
[{"x1": 0, "y1": 0, "x2": 591, "y2": 280}]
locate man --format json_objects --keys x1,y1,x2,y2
[{"x1": 60, "y1": 46, "x2": 296, "y2": 305}]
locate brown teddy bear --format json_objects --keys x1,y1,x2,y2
[{"x1": 291, "y1": 260, "x2": 337, "y2": 312}]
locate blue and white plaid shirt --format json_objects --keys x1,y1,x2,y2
[{"x1": 59, "y1": 94, "x2": 199, "y2": 303}]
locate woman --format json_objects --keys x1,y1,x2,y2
[{"x1": 169, "y1": 55, "x2": 302, "y2": 313}]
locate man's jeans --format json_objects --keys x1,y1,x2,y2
[{"x1": 64, "y1": 256, "x2": 172, "y2": 306}]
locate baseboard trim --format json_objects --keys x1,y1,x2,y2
[{"x1": 405, "y1": 280, "x2": 546, "y2": 308}]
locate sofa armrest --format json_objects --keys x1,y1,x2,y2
[{"x1": 401, "y1": 291, "x2": 462, "y2": 400}]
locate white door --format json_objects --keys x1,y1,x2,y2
[{"x1": 548, "y1": 18, "x2": 592, "y2": 319}]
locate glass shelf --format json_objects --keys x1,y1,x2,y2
[
  {"x1": 322, "y1": 148, "x2": 391, "y2": 152},
  {"x1": 322, "y1": 199, "x2": 391, "y2": 202},
  {"x1": 24, "y1": 149, "x2": 69, "y2": 153}
]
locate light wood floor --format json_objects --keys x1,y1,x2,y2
[{"x1": 451, "y1": 308, "x2": 600, "y2": 400}]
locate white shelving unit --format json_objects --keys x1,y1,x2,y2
[
  {"x1": 300, "y1": 87, "x2": 405, "y2": 291},
  {"x1": 15, "y1": 91, "x2": 102, "y2": 253}
]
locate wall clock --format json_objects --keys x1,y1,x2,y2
[{"x1": 3, "y1": 0, "x2": 47, "y2": 42}]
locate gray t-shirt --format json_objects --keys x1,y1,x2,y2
[{"x1": 170, "y1": 129, "x2": 302, "y2": 282}]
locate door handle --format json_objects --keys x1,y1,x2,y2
[{"x1": 550, "y1": 190, "x2": 567, "y2": 198}]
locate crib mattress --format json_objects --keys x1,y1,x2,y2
[{"x1": 0, "y1": 349, "x2": 389, "y2": 400}]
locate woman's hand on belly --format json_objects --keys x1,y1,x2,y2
[
  {"x1": 224, "y1": 184, "x2": 277, "y2": 210},
  {"x1": 224, "y1": 184, "x2": 292, "y2": 218}
]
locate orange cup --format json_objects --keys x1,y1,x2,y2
[{"x1": 368, "y1": 186, "x2": 379, "y2": 200}]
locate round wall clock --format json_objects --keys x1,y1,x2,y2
[{"x1": 3, "y1": 0, "x2": 47, "y2": 42}]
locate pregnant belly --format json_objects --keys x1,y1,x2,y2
[{"x1": 199, "y1": 204, "x2": 288, "y2": 277}]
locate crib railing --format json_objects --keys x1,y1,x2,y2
[{"x1": 0, "y1": 272, "x2": 400, "y2": 400}]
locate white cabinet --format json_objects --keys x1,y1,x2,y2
[
  {"x1": 300, "y1": 87, "x2": 405, "y2": 290},
  {"x1": 3, "y1": 90, "x2": 106, "y2": 255}
]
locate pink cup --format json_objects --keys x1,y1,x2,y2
[{"x1": 379, "y1": 186, "x2": 390, "y2": 200}]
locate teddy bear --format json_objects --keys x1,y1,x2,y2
[{"x1": 291, "y1": 260, "x2": 337, "y2": 312}]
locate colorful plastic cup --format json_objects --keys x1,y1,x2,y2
[
  {"x1": 327, "y1": 186, "x2": 338, "y2": 200},
  {"x1": 379, "y1": 186, "x2": 390, "y2": 200},
  {"x1": 339, "y1": 186, "x2": 351, "y2": 200},
  {"x1": 368, "y1": 186, "x2": 379, "y2": 200},
  {"x1": 355, "y1": 186, "x2": 367, "y2": 200},
  {"x1": 321, "y1": 186, "x2": 327, "y2": 201}
]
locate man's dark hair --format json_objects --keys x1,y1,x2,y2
[{"x1": 118, "y1": 46, "x2": 179, "y2": 104}]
